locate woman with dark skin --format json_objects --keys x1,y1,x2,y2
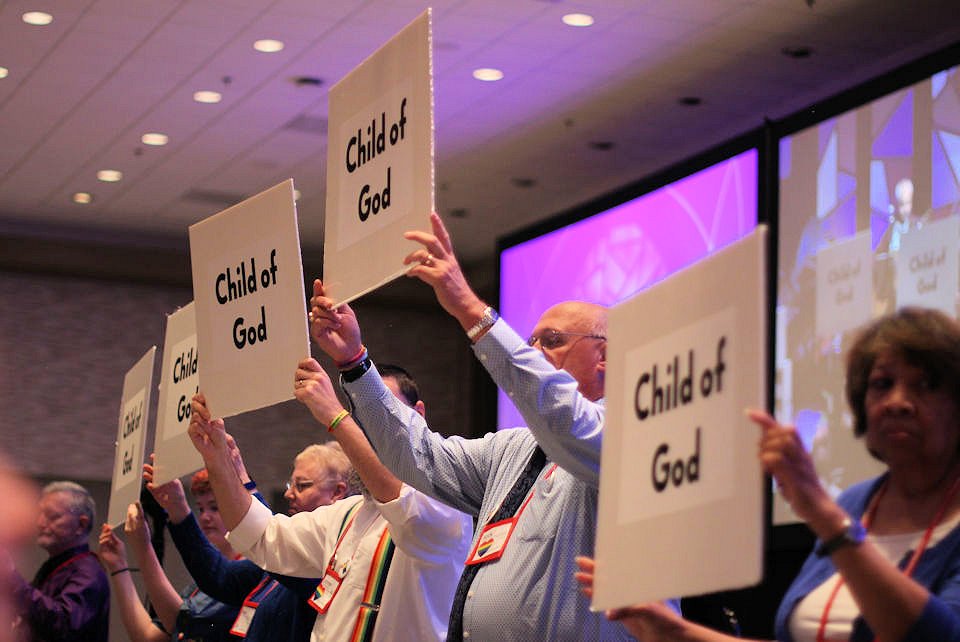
[{"x1": 577, "y1": 307, "x2": 960, "y2": 642}]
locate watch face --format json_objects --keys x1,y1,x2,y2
[{"x1": 849, "y1": 519, "x2": 867, "y2": 544}]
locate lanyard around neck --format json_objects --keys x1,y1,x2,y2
[{"x1": 815, "y1": 473, "x2": 960, "y2": 642}]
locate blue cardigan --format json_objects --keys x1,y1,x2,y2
[
  {"x1": 168, "y1": 513, "x2": 319, "y2": 642},
  {"x1": 775, "y1": 474, "x2": 960, "y2": 641}
]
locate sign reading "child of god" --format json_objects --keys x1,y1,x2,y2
[
  {"x1": 592, "y1": 227, "x2": 767, "y2": 608},
  {"x1": 189, "y1": 180, "x2": 309, "y2": 418},
  {"x1": 323, "y1": 9, "x2": 434, "y2": 305},
  {"x1": 152, "y1": 302, "x2": 204, "y2": 485},
  {"x1": 107, "y1": 346, "x2": 156, "y2": 528}
]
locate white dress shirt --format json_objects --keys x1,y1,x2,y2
[{"x1": 228, "y1": 485, "x2": 472, "y2": 642}]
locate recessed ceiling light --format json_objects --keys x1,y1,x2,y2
[
  {"x1": 473, "y1": 68, "x2": 504, "y2": 82},
  {"x1": 72, "y1": 192, "x2": 93, "y2": 204},
  {"x1": 141, "y1": 132, "x2": 169, "y2": 146},
  {"x1": 511, "y1": 177, "x2": 537, "y2": 189},
  {"x1": 22, "y1": 11, "x2": 53, "y2": 26},
  {"x1": 0, "y1": 67, "x2": 8, "y2": 79},
  {"x1": 589, "y1": 141, "x2": 614, "y2": 151},
  {"x1": 782, "y1": 46, "x2": 814, "y2": 59},
  {"x1": 292, "y1": 76, "x2": 324, "y2": 88},
  {"x1": 562, "y1": 13, "x2": 594, "y2": 27},
  {"x1": 193, "y1": 90, "x2": 222, "y2": 104},
  {"x1": 97, "y1": 169, "x2": 122, "y2": 183},
  {"x1": 253, "y1": 39, "x2": 285, "y2": 53}
]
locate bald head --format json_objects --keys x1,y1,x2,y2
[{"x1": 530, "y1": 301, "x2": 607, "y2": 401}]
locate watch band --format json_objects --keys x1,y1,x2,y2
[
  {"x1": 466, "y1": 307, "x2": 499, "y2": 341},
  {"x1": 815, "y1": 517, "x2": 866, "y2": 557},
  {"x1": 341, "y1": 355, "x2": 373, "y2": 383}
]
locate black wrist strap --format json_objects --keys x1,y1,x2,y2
[{"x1": 342, "y1": 356, "x2": 373, "y2": 383}]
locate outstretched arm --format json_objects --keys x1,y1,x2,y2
[
  {"x1": 295, "y1": 357, "x2": 401, "y2": 503},
  {"x1": 402, "y1": 212, "x2": 490, "y2": 334},
  {"x1": 404, "y1": 213, "x2": 604, "y2": 484},
  {"x1": 123, "y1": 502, "x2": 182, "y2": 634},
  {"x1": 574, "y1": 557, "x2": 758, "y2": 642},
  {"x1": 143, "y1": 456, "x2": 262, "y2": 605},
  {"x1": 188, "y1": 394, "x2": 252, "y2": 531},
  {"x1": 98, "y1": 523, "x2": 167, "y2": 642},
  {"x1": 748, "y1": 409, "x2": 947, "y2": 642}
]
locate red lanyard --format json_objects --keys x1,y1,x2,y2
[
  {"x1": 815, "y1": 474, "x2": 960, "y2": 642},
  {"x1": 48, "y1": 550, "x2": 93, "y2": 579}
]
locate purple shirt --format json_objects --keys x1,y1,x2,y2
[{"x1": 13, "y1": 544, "x2": 110, "y2": 642}]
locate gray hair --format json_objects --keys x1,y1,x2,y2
[
  {"x1": 295, "y1": 443, "x2": 358, "y2": 496},
  {"x1": 43, "y1": 481, "x2": 96, "y2": 534}
]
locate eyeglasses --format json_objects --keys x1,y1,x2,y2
[
  {"x1": 285, "y1": 479, "x2": 317, "y2": 494},
  {"x1": 527, "y1": 329, "x2": 606, "y2": 350}
]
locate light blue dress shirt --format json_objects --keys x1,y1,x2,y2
[{"x1": 344, "y1": 318, "x2": 652, "y2": 641}]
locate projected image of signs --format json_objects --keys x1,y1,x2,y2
[
  {"x1": 775, "y1": 62, "x2": 960, "y2": 524},
  {"x1": 815, "y1": 231, "x2": 873, "y2": 339}
]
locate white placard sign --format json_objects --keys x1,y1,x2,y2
[
  {"x1": 593, "y1": 226, "x2": 767, "y2": 608},
  {"x1": 107, "y1": 346, "x2": 156, "y2": 528},
  {"x1": 152, "y1": 302, "x2": 204, "y2": 486},
  {"x1": 815, "y1": 230, "x2": 873, "y2": 339},
  {"x1": 895, "y1": 215, "x2": 959, "y2": 314},
  {"x1": 189, "y1": 180, "x2": 310, "y2": 418},
  {"x1": 323, "y1": 9, "x2": 434, "y2": 305}
]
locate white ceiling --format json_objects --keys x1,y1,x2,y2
[{"x1": 1, "y1": 0, "x2": 959, "y2": 279}]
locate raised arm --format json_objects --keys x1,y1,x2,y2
[
  {"x1": 123, "y1": 502, "x2": 183, "y2": 634},
  {"x1": 294, "y1": 357, "x2": 401, "y2": 503},
  {"x1": 143, "y1": 456, "x2": 261, "y2": 606},
  {"x1": 308, "y1": 278, "x2": 498, "y2": 514},
  {"x1": 187, "y1": 393, "x2": 252, "y2": 531},
  {"x1": 404, "y1": 212, "x2": 604, "y2": 485},
  {"x1": 97, "y1": 523, "x2": 167, "y2": 642},
  {"x1": 749, "y1": 409, "x2": 958, "y2": 642}
]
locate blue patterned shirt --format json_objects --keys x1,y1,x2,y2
[{"x1": 344, "y1": 318, "x2": 641, "y2": 641}]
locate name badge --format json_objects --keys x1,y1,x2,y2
[
  {"x1": 308, "y1": 567, "x2": 345, "y2": 614},
  {"x1": 465, "y1": 517, "x2": 517, "y2": 566},
  {"x1": 230, "y1": 604, "x2": 256, "y2": 637}
]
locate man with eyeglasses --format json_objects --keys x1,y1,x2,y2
[
  {"x1": 305, "y1": 213, "x2": 678, "y2": 641},
  {"x1": 188, "y1": 360, "x2": 472, "y2": 642},
  {"x1": 284, "y1": 443, "x2": 355, "y2": 515}
]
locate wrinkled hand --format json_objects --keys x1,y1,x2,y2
[
  {"x1": 188, "y1": 393, "x2": 231, "y2": 465},
  {"x1": 97, "y1": 523, "x2": 128, "y2": 573},
  {"x1": 403, "y1": 213, "x2": 487, "y2": 329},
  {"x1": 143, "y1": 453, "x2": 189, "y2": 517},
  {"x1": 294, "y1": 359, "x2": 346, "y2": 426},
  {"x1": 123, "y1": 502, "x2": 151, "y2": 553},
  {"x1": 747, "y1": 408, "x2": 832, "y2": 524},
  {"x1": 574, "y1": 557, "x2": 687, "y2": 640},
  {"x1": 308, "y1": 279, "x2": 363, "y2": 363}
]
